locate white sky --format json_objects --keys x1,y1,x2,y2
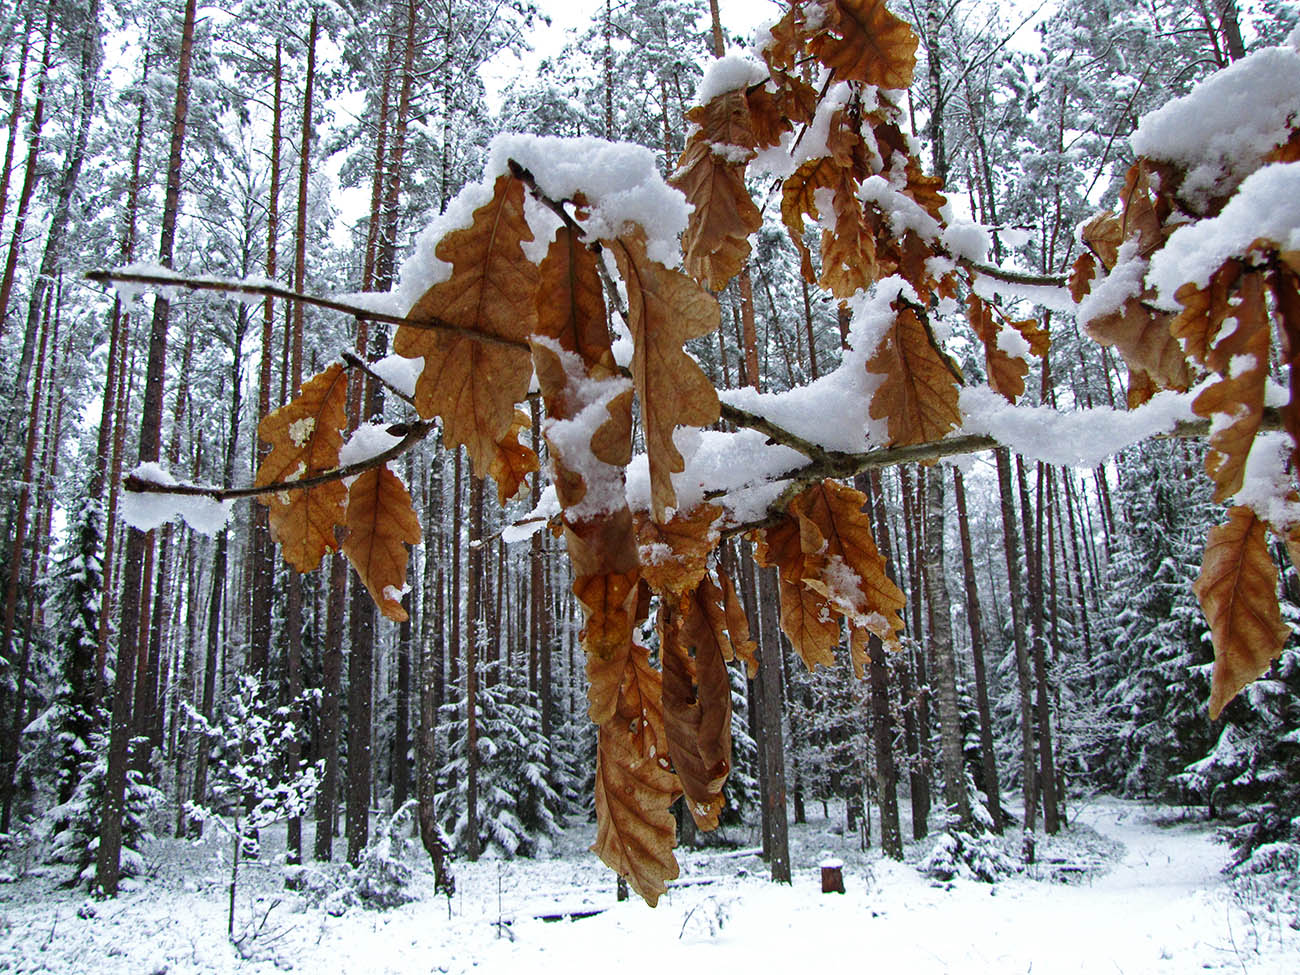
[{"x1": 480, "y1": 0, "x2": 787, "y2": 109}]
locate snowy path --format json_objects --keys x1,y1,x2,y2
[{"x1": 2, "y1": 798, "x2": 1295, "y2": 973}]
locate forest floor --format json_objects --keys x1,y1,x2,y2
[{"x1": 0, "y1": 795, "x2": 1296, "y2": 973}]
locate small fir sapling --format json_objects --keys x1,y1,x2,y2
[
  {"x1": 436, "y1": 662, "x2": 564, "y2": 857},
  {"x1": 45, "y1": 735, "x2": 162, "y2": 888},
  {"x1": 182, "y1": 675, "x2": 320, "y2": 937}
]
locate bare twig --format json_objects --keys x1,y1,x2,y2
[
  {"x1": 123, "y1": 419, "x2": 437, "y2": 502},
  {"x1": 83, "y1": 268, "x2": 531, "y2": 351},
  {"x1": 341, "y1": 350, "x2": 416, "y2": 406}
]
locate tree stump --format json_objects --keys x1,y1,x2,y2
[{"x1": 820, "y1": 858, "x2": 844, "y2": 894}]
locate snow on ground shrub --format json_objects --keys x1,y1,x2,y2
[
  {"x1": 920, "y1": 831, "x2": 1018, "y2": 884},
  {"x1": 348, "y1": 800, "x2": 422, "y2": 909}
]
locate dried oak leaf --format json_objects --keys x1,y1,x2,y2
[
  {"x1": 635, "y1": 503, "x2": 722, "y2": 597},
  {"x1": 1171, "y1": 261, "x2": 1243, "y2": 367},
  {"x1": 1193, "y1": 271, "x2": 1270, "y2": 501},
  {"x1": 662, "y1": 594, "x2": 732, "y2": 831},
  {"x1": 1127, "y1": 367, "x2": 1157, "y2": 409},
  {"x1": 256, "y1": 363, "x2": 349, "y2": 573},
  {"x1": 778, "y1": 574, "x2": 840, "y2": 670},
  {"x1": 867, "y1": 304, "x2": 962, "y2": 446},
  {"x1": 1120, "y1": 161, "x2": 1166, "y2": 260},
  {"x1": 1085, "y1": 297, "x2": 1189, "y2": 392},
  {"x1": 394, "y1": 174, "x2": 537, "y2": 479},
  {"x1": 1080, "y1": 211, "x2": 1123, "y2": 270},
  {"x1": 609, "y1": 230, "x2": 721, "y2": 522},
  {"x1": 673, "y1": 91, "x2": 763, "y2": 290},
  {"x1": 574, "y1": 567, "x2": 640, "y2": 724},
  {"x1": 721, "y1": 571, "x2": 758, "y2": 677},
  {"x1": 792, "y1": 479, "x2": 905, "y2": 649},
  {"x1": 1069, "y1": 253, "x2": 1096, "y2": 304},
  {"x1": 534, "y1": 227, "x2": 615, "y2": 381},
  {"x1": 755, "y1": 514, "x2": 839, "y2": 671},
  {"x1": 592, "y1": 715, "x2": 679, "y2": 907},
  {"x1": 821, "y1": 180, "x2": 879, "y2": 298},
  {"x1": 782, "y1": 155, "x2": 844, "y2": 281},
  {"x1": 488, "y1": 410, "x2": 538, "y2": 506},
  {"x1": 745, "y1": 84, "x2": 796, "y2": 150},
  {"x1": 762, "y1": 3, "x2": 806, "y2": 73},
  {"x1": 968, "y1": 294, "x2": 1028, "y2": 404},
  {"x1": 1269, "y1": 265, "x2": 1300, "y2": 470},
  {"x1": 811, "y1": 0, "x2": 918, "y2": 89},
  {"x1": 342, "y1": 464, "x2": 421, "y2": 622},
  {"x1": 1194, "y1": 506, "x2": 1291, "y2": 719}
]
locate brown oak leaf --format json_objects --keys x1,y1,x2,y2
[
  {"x1": 661, "y1": 593, "x2": 732, "y2": 831},
  {"x1": 255, "y1": 363, "x2": 349, "y2": 573},
  {"x1": 792, "y1": 480, "x2": 905, "y2": 649},
  {"x1": 488, "y1": 410, "x2": 538, "y2": 506},
  {"x1": 635, "y1": 503, "x2": 723, "y2": 597},
  {"x1": 968, "y1": 294, "x2": 1028, "y2": 404},
  {"x1": 1268, "y1": 265, "x2": 1300, "y2": 470},
  {"x1": 1069, "y1": 253, "x2": 1097, "y2": 304},
  {"x1": 1193, "y1": 271, "x2": 1270, "y2": 501},
  {"x1": 342, "y1": 464, "x2": 421, "y2": 622},
  {"x1": 867, "y1": 304, "x2": 963, "y2": 446},
  {"x1": 591, "y1": 717, "x2": 679, "y2": 907},
  {"x1": 1171, "y1": 260, "x2": 1243, "y2": 366},
  {"x1": 393, "y1": 174, "x2": 537, "y2": 478},
  {"x1": 609, "y1": 230, "x2": 721, "y2": 522},
  {"x1": 1080, "y1": 211, "x2": 1123, "y2": 269},
  {"x1": 782, "y1": 155, "x2": 844, "y2": 280},
  {"x1": 1194, "y1": 506, "x2": 1291, "y2": 719},
  {"x1": 811, "y1": 0, "x2": 918, "y2": 89},
  {"x1": 1085, "y1": 297, "x2": 1190, "y2": 392},
  {"x1": 672, "y1": 91, "x2": 763, "y2": 291},
  {"x1": 720, "y1": 571, "x2": 758, "y2": 678}
]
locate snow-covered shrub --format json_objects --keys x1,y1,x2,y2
[
  {"x1": 348, "y1": 800, "x2": 420, "y2": 909},
  {"x1": 920, "y1": 830, "x2": 1017, "y2": 883}
]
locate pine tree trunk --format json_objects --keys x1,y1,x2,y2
[
  {"x1": 0, "y1": 286, "x2": 50, "y2": 830},
  {"x1": 314, "y1": 554, "x2": 347, "y2": 861},
  {"x1": 8, "y1": 0, "x2": 100, "y2": 427},
  {"x1": 756, "y1": 564, "x2": 791, "y2": 883},
  {"x1": 922, "y1": 467, "x2": 971, "y2": 830},
  {"x1": 1020, "y1": 457, "x2": 1060, "y2": 833},
  {"x1": 464, "y1": 475, "x2": 485, "y2": 860},
  {"x1": 864, "y1": 471, "x2": 903, "y2": 856},
  {"x1": 953, "y1": 469, "x2": 1002, "y2": 832},
  {"x1": 97, "y1": 0, "x2": 197, "y2": 896},
  {"x1": 995, "y1": 448, "x2": 1038, "y2": 838},
  {"x1": 94, "y1": 48, "x2": 150, "y2": 692},
  {"x1": 0, "y1": 25, "x2": 30, "y2": 241},
  {"x1": 249, "y1": 40, "x2": 280, "y2": 691},
  {"x1": 0, "y1": 15, "x2": 49, "y2": 341},
  {"x1": 897, "y1": 467, "x2": 930, "y2": 838}
]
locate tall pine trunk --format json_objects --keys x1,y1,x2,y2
[{"x1": 97, "y1": 0, "x2": 198, "y2": 896}]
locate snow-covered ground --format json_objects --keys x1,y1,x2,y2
[{"x1": 1, "y1": 797, "x2": 1295, "y2": 973}]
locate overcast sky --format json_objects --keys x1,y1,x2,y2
[{"x1": 480, "y1": 0, "x2": 787, "y2": 108}]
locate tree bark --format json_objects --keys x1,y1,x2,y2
[
  {"x1": 953, "y1": 468, "x2": 1002, "y2": 832},
  {"x1": 756, "y1": 564, "x2": 791, "y2": 883},
  {"x1": 464, "y1": 475, "x2": 485, "y2": 860},
  {"x1": 97, "y1": 0, "x2": 197, "y2": 896},
  {"x1": 922, "y1": 467, "x2": 971, "y2": 830},
  {"x1": 995, "y1": 448, "x2": 1038, "y2": 838}
]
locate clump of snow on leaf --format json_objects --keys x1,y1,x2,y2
[
  {"x1": 1129, "y1": 45, "x2": 1300, "y2": 209},
  {"x1": 121, "y1": 462, "x2": 234, "y2": 536},
  {"x1": 1147, "y1": 163, "x2": 1300, "y2": 303},
  {"x1": 693, "y1": 54, "x2": 768, "y2": 105},
  {"x1": 485, "y1": 134, "x2": 690, "y2": 266}
]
